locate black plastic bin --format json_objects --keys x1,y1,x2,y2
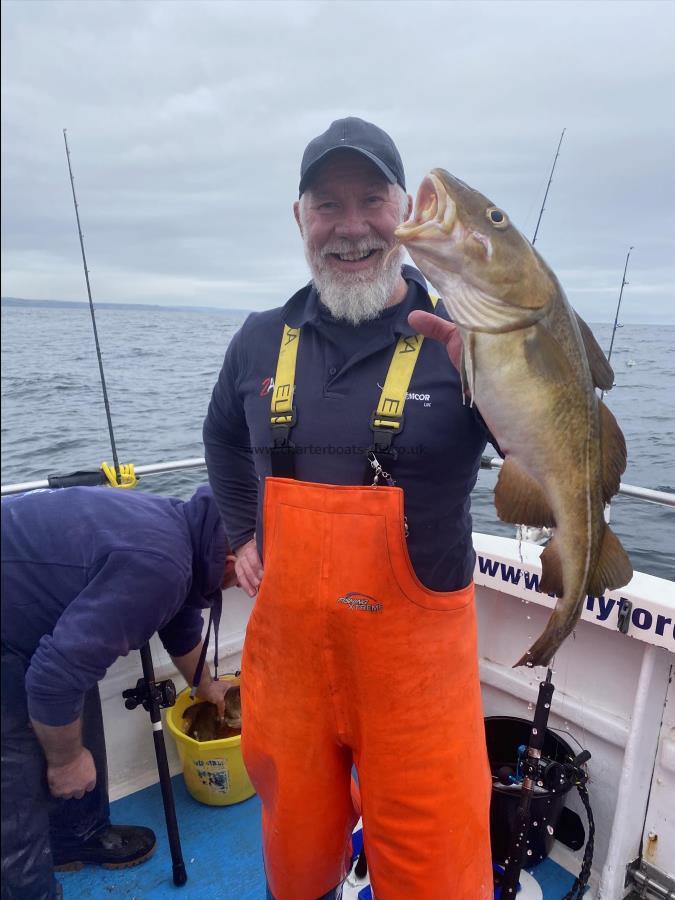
[{"x1": 485, "y1": 716, "x2": 576, "y2": 865}]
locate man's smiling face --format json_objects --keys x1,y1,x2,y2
[{"x1": 294, "y1": 151, "x2": 411, "y2": 325}]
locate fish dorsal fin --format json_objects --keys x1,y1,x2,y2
[
  {"x1": 575, "y1": 312, "x2": 614, "y2": 390},
  {"x1": 587, "y1": 524, "x2": 633, "y2": 595},
  {"x1": 538, "y1": 537, "x2": 564, "y2": 597},
  {"x1": 494, "y1": 458, "x2": 556, "y2": 527},
  {"x1": 599, "y1": 400, "x2": 627, "y2": 502}
]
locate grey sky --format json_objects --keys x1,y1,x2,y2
[{"x1": 2, "y1": 0, "x2": 674, "y2": 323}]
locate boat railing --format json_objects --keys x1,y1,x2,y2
[
  {"x1": 478, "y1": 456, "x2": 675, "y2": 507},
  {"x1": 2, "y1": 456, "x2": 674, "y2": 507}
]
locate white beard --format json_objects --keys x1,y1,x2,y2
[{"x1": 305, "y1": 239, "x2": 406, "y2": 326}]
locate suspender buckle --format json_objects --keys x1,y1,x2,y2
[
  {"x1": 369, "y1": 410, "x2": 404, "y2": 455},
  {"x1": 270, "y1": 406, "x2": 297, "y2": 477},
  {"x1": 270, "y1": 406, "x2": 297, "y2": 449}
]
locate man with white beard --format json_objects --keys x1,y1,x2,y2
[
  {"x1": 296, "y1": 152, "x2": 410, "y2": 327},
  {"x1": 203, "y1": 117, "x2": 497, "y2": 900}
]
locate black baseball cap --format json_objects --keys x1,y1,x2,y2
[{"x1": 299, "y1": 117, "x2": 406, "y2": 196}]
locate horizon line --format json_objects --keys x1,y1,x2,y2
[
  {"x1": 2, "y1": 295, "x2": 674, "y2": 326},
  {"x1": 1, "y1": 296, "x2": 253, "y2": 315}
]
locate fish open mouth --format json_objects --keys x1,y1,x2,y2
[{"x1": 395, "y1": 173, "x2": 460, "y2": 241}]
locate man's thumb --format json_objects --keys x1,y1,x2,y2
[{"x1": 408, "y1": 310, "x2": 457, "y2": 344}]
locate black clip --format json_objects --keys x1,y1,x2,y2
[
  {"x1": 369, "y1": 410, "x2": 404, "y2": 455},
  {"x1": 617, "y1": 598, "x2": 632, "y2": 634},
  {"x1": 271, "y1": 427, "x2": 294, "y2": 450},
  {"x1": 270, "y1": 406, "x2": 297, "y2": 449}
]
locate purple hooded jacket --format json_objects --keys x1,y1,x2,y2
[{"x1": 1, "y1": 484, "x2": 227, "y2": 726}]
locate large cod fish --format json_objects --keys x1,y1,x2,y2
[{"x1": 395, "y1": 170, "x2": 633, "y2": 667}]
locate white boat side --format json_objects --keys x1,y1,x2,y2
[{"x1": 472, "y1": 532, "x2": 674, "y2": 898}]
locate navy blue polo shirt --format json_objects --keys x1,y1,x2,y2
[{"x1": 203, "y1": 266, "x2": 498, "y2": 591}]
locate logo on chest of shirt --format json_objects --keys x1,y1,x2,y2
[
  {"x1": 376, "y1": 383, "x2": 432, "y2": 407},
  {"x1": 260, "y1": 377, "x2": 275, "y2": 397}
]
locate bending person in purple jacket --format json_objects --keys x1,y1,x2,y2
[{"x1": 1, "y1": 484, "x2": 235, "y2": 900}]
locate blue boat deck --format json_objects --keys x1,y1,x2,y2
[{"x1": 61, "y1": 775, "x2": 581, "y2": 898}]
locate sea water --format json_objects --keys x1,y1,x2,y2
[{"x1": 2, "y1": 302, "x2": 673, "y2": 580}]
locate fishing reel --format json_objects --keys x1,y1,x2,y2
[
  {"x1": 496, "y1": 746, "x2": 591, "y2": 792},
  {"x1": 123, "y1": 676, "x2": 177, "y2": 712}
]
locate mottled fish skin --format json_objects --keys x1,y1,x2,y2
[
  {"x1": 396, "y1": 170, "x2": 632, "y2": 667},
  {"x1": 182, "y1": 687, "x2": 242, "y2": 741}
]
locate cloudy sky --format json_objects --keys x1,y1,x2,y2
[{"x1": 2, "y1": 0, "x2": 674, "y2": 323}]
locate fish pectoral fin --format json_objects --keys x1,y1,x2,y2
[
  {"x1": 600, "y1": 400, "x2": 628, "y2": 502},
  {"x1": 494, "y1": 458, "x2": 556, "y2": 526},
  {"x1": 587, "y1": 524, "x2": 633, "y2": 595},
  {"x1": 575, "y1": 311, "x2": 615, "y2": 390},
  {"x1": 538, "y1": 538, "x2": 564, "y2": 597}
]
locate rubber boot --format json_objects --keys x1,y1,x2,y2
[{"x1": 52, "y1": 824, "x2": 156, "y2": 871}]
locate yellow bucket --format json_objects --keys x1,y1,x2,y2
[{"x1": 166, "y1": 677, "x2": 255, "y2": 806}]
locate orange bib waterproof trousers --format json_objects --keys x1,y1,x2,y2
[{"x1": 241, "y1": 478, "x2": 492, "y2": 899}]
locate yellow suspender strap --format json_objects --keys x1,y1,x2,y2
[
  {"x1": 270, "y1": 295, "x2": 439, "y2": 446},
  {"x1": 371, "y1": 295, "x2": 439, "y2": 444},
  {"x1": 270, "y1": 324, "x2": 300, "y2": 428}
]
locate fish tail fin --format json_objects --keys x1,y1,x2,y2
[
  {"x1": 514, "y1": 592, "x2": 587, "y2": 668},
  {"x1": 513, "y1": 538, "x2": 572, "y2": 667},
  {"x1": 587, "y1": 523, "x2": 633, "y2": 596},
  {"x1": 515, "y1": 526, "x2": 633, "y2": 668},
  {"x1": 513, "y1": 605, "x2": 579, "y2": 668}
]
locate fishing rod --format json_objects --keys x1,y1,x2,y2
[
  {"x1": 496, "y1": 670, "x2": 555, "y2": 897},
  {"x1": 63, "y1": 129, "x2": 121, "y2": 480},
  {"x1": 123, "y1": 646, "x2": 187, "y2": 887},
  {"x1": 512, "y1": 130, "x2": 566, "y2": 544},
  {"x1": 531, "y1": 129, "x2": 566, "y2": 246},
  {"x1": 494, "y1": 670, "x2": 593, "y2": 900},
  {"x1": 599, "y1": 246, "x2": 633, "y2": 526},
  {"x1": 62, "y1": 130, "x2": 188, "y2": 887},
  {"x1": 601, "y1": 246, "x2": 634, "y2": 401},
  {"x1": 495, "y1": 667, "x2": 558, "y2": 897},
  {"x1": 503, "y1": 125, "x2": 581, "y2": 887}
]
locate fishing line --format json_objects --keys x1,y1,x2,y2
[{"x1": 63, "y1": 129, "x2": 121, "y2": 480}]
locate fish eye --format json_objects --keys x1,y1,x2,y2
[{"x1": 486, "y1": 207, "x2": 509, "y2": 229}]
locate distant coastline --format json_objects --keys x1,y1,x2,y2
[
  {"x1": 1, "y1": 296, "x2": 252, "y2": 316},
  {"x1": 2, "y1": 295, "x2": 672, "y2": 326}
]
